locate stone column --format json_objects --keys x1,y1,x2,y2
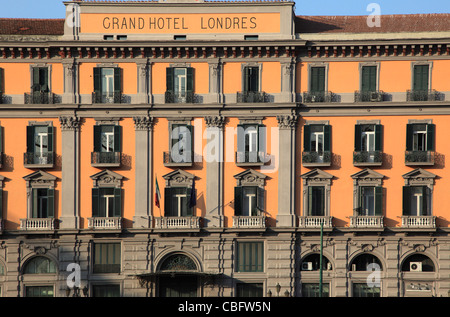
[
  {"x1": 276, "y1": 114, "x2": 297, "y2": 227},
  {"x1": 62, "y1": 60, "x2": 76, "y2": 104},
  {"x1": 204, "y1": 115, "x2": 225, "y2": 228},
  {"x1": 133, "y1": 116, "x2": 154, "y2": 228},
  {"x1": 59, "y1": 115, "x2": 81, "y2": 229},
  {"x1": 206, "y1": 60, "x2": 222, "y2": 104},
  {"x1": 280, "y1": 60, "x2": 295, "y2": 103},
  {"x1": 136, "y1": 60, "x2": 149, "y2": 104}
]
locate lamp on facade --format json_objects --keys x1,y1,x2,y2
[
  {"x1": 66, "y1": 285, "x2": 89, "y2": 297},
  {"x1": 267, "y1": 289, "x2": 272, "y2": 297},
  {"x1": 284, "y1": 290, "x2": 290, "y2": 297}
]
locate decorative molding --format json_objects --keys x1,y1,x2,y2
[
  {"x1": 23, "y1": 170, "x2": 58, "y2": 189},
  {"x1": 59, "y1": 116, "x2": 81, "y2": 131},
  {"x1": 277, "y1": 114, "x2": 297, "y2": 130},
  {"x1": 205, "y1": 115, "x2": 225, "y2": 128},
  {"x1": 234, "y1": 169, "x2": 267, "y2": 187},
  {"x1": 351, "y1": 168, "x2": 385, "y2": 187},
  {"x1": 402, "y1": 168, "x2": 437, "y2": 187},
  {"x1": 90, "y1": 169, "x2": 124, "y2": 188},
  {"x1": 162, "y1": 169, "x2": 195, "y2": 188},
  {"x1": 133, "y1": 116, "x2": 153, "y2": 131}
]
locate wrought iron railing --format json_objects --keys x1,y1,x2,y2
[
  {"x1": 353, "y1": 151, "x2": 383, "y2": 165},
  {"x1": 91, "y1": 151, "x2": 121, "y2": 166},
  {"x1": 354, "y1": 90, "x2": 385, "y2": 102},
  {"x1": 302, "y1": 151, "x2": 331, "y2": 165},
  {"x1": 163, "y1": 151, "x2": 193, "y2": 165},
  {"x1": 235, "y1": 151, "x2": 267, "y2": 165},
  {"x1": 24, "y1": 92, "x2": 55, "y2": 104},
  {"x1": 406, "y1": 89, "x2": 439, "y2": 102},
  {"x1": 92, "y1": 92, "x2": 123, "y2": 104},
  {"x1": 165, "y1": 90, "x2": 195, "y2": 103},
  {"x1": 23, "y1": 151, "x2": 54, "y2": 166},
  {"x1": 302, "y1": 91, "x2": 333, "y2": 103},
  {"x1": 236, "y1": 91, "x2": 267, "y2": 103},
  {"x1": 405, "y1": 150, "x2": 435, "y2": 165}
]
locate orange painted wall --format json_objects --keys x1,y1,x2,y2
[
  {"x1": 432, "y1": 60, "x2": 450, "y2": 92},
  {"x1": 1, "y1": 118, "x2": 62, "y2": 230},
  {"x1": 79, "y1": 118, "x2": 136, "y2": 228},
  {"x1": 299, "y1": 115, "x2": 450, "y2": 228},
  {"x1": 223, "y1": 62, "x2": 242, "y2": 94},
  {"x1": 51, "y1": 63, "x2": 64, "y2": 95},
  {"x1": 261, "y1": 62, "x2": 281, "y2": 94},
  {"x1": 378, "y1": 61, "x2": 411, "y2": 92},
  {"x1": 327, "y1": 62, "x2": 359, "y2": 93}
]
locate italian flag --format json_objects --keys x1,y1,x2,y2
[{"x1": 155, "y1": 177, "x2": 161, "y2": 208}]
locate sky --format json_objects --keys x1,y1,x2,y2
[{"x1": 0, "y1": 0, "x2": 448, "y2": 19}]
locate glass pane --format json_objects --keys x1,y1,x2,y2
[
  {"x1": 353, "y1": 283, "x2": 380, "y2": 297},
  {"x1": 174, "y1": 68, "x2": 187, "y2": 95},
  {"x1": 302, "y1": 283, "x2": 330, "y2": 297},
  {"x1": 361, "y1": 187, "x2": 375, "y2": 216},
  {"x1": 243, "y1": 187, "x2": 257, "y2": 217},
  {"x1": 93, "y1": 285, "x2": 120, "y2": 297},
  {"x1": 100, "y1": 188, "x2": 114, "y2": 217},
  {"x1": 101, "y1": 68, "x2": 115, "y2": 97},
  {"x1": 311, "y1": 187, "x2": 324, "y2": 216},
  {"x1": 26, "y1": 286, "x2": 54, "y2": 297},
  {"x1": 311, "y1": 132, "x2": 323, "y2": 153},
  {"x1": 34, "y1": 126, "x2": 48, "y2": 155},
  {"x1": 236, "y1": 283, "x2": 263, "y2": 297},
  {"x1": 410, "y1": 187, "x2": 422, "y2": 216},
  {"x1": 238, "y1": 242, "x2": 263, "y2": 272},
  {"x1": 101, "y1": 126, "x2": 114, "y2": 152}
]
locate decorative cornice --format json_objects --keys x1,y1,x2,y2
[
  {"x1": 59, "y1": 116, "x2": 81, "y2": 131},
  {"x1": 205, "y1": 115, "x2": 225, "y2": 128},
  {"x1": 277, "y1": 114, "x2": 297, "y2": 130},
  {"x1": 133, "y1": 116, "x2": 153, "y2": 131}
]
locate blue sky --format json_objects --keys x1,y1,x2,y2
[{"x1": 0, "y1": 0, "x2": 448, "y2": 18}]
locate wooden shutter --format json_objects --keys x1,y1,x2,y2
[
  {"x1": 93, "y1": 125, "x2": 102, "y2": 152},
  {"x1": 354, "y1": 125, "x2": 362, "y2": 151},
  {"x1": 0, "y1": 126, "x2": 3, "y2": 154},
  {"x1": 249, "y1": 67, "x2": 259, "y2": 92},
  {"x1": 310, "y1": 67, "x2": 325, "y2": 93},
  {"x1": 32, "y1": 188, "x2": 38, "y2": 218},
  {"x1": 234, "y1": 186, "x2": 243, "y2": 216},
  {"x1": 374, "y1": 187, "x2": 383, "y2": 216},
  {"x1": 113, "y1": 67, "x2": 121, "y2": 95},
  {"x1": 113, "y1": 125, "x2": 122, "y2": 152},
  {"x1": 406, "y1": 124, "x2": 413, "y2": 151},
  {"x1": 0, "y1": 189, "x2": 3, "y2": 219},
  {"x1": 93, "y1": 67, "x2": 102, "y2": 97},
  {"x1": 243, "y1": 67, "x2": 249, "y2": 92},
  {"x1": 0, "y1": 68, "x2": 4, "y2": 94},
  {"x1": 421, "y1": 186, "x2": 428, "y2": 216},
  {"x1": 164, "y1": 187, "x2": 174, "y2": 217},
  {"x1": 47, "y1": 126, "x2": 54, "y2": 153},
  {"x1": 47, "y1": 189, "x2": 55, "y2": 218},
  {"x1": 323, "y1": 125, "x2": 331, "y2": 152},
  {"x1": 186, "y1": 67, "x2": 194, "y2": 94},
  {"x1": 361, "y1": 66, "x2": 377, "y2": 92},
  {"x1": 113, "y1": 188, "x2": 122, "y2": 217},
  {"x1": 426, "y1": 124, "x2": 435, "y2": 151},
  {"x1": 185, "y1": 125, "x2": 193, "y2": 163},
  {"x1": 307, "y1": 186, "x2": 313, "y2": 216},
  {"x1": 413, "y1": 65, "x2": 429, "y2": 91},
  {"x1": 258, "y1": 125, "x2": 266, "y2": 161},
  {"x1": 402, "y1": 186, "x2": 411, "y2": 216},
  {"x1": 41, "y1": 67, "x2": 49, "y2": 92},
  {"x1": 166, "y1": 67, "x2": 174, "y2": 92},
  {"x1": 32, "y1": 67, "x2": 40, "y2": 92},
  {"x1": 374, "y1": 124, "x2": 382, "y2": 151},
  {"x1": 185, "y1": 187, "x2": 193, "y2": 216},
  {"x1": 236, "y1": 124, "x2": 245, "y2": 163},
  {"x1": 92, "y1": 188, "x2": 100, "y2": 217},
  {"x1": 303, "y1": 125, "x2": 311, "y2": 152},
  {"x1": 256, "y1": 187, "x2": 264, "y2": 216},
  {"x1": 26, "y1": 125, "x2": 35, "y2": 153}
]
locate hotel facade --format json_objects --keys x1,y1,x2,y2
[{"x1": 0, "y1": 0, "x2": 449, "y2": 297}]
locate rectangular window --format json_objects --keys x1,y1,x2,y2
[
  {"x1": 301, "y1": 283, "x2": 330, "y2": 297},
  {"x1": 234, "y1": 186, "x2": 264, "y2": 217},
  {"x1": 93, "y1": 67, "x2": 121, "y2": 103},
  {"x1": 236, "y1": 283, "x2": 263, "y2": 297},
  {"x1": 26, "y1": 125, "x2": 54, "y2": 165},
  {"x1": 32, "y1": 67, "x2": 49, "y2": 93},
  {"x1": 94, "y1": 125, "x2": 122, "y2": 153},
  {"x1": 26, "y1": 286, "x2": 54, "y2": 297},
  {"x1": 406, "y1": 123, "x2": 435, "y2": 152},
  {"x1": 0, "y1": 67, "x2": 4, "y2": 96},
  {"x1": 308, "y1": 186, "x2": 325, "y2": 216},
  {"x1": 310, "y1": 67, "x2": 325, "y2": 93},
  {"x1": 236, "y1": 124, "x2": 266, "y2": 164},
  {"x1": 361, "y1": 66, "x2": 377, "y2": 92},
  {"x1": 93, "y1": 285, "x2": 121, "y2": 297},
  {"x1": 166, "y1": 67, "x2": 194, "y2": 103},
  {"x1": 304, "y1": 124, "x2": 331, "y2": 154},
  {"x1": 403, "y1": 186, "x2": 430, "y2": 216},
  {"x1": 354, "y1": 124, "x2": 383, "y2": 164},
  {"x1": 93, "y1": 243, "x2": 121, "y2": 274},
  {"x1": 353, "y1": 283, "x2": 380, "y2": 297},
  {"x1": 169, "y1": 124, "x2": 193, "y2": 163},
  {"x1": 236, "y1": 242, "x2": 264, "y2": 272},
  {"x1": 32, "y1": 188, "x2": 54, "y2": 219},
  {"x1": 413, "y1": 65, "x2": 429, "y2": 92},
  {"x1": 164, "y1": 187, "x2": 193, "y2": 217},
  {"x1": 243, "y1": 66, "x2": 259, "y2": 93},
  {"x1": 92, "y1": 188, "x2": 122, "y2": 218},
  {"x1": 359, "y1": 186, "x2": 383, "y2": 216}
]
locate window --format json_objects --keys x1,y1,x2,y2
[
  {"x1": 353, "y1": 283, "x2": 380, "y2": 297},
  {"x1": 31, "y1": 67, "x2": 49, "y2": 93},
  {"x1": 403, "y1": 186, "x2": 431, "y2": 216},
  {"x1": 166, "y1": 124, "x2": 193, "y2": 164},
  {"x1": 25, "y1": 124, "x2": 54, "y2": 166},
  {"x1": 164, "y1": 187, "x2": 193, "y2": 217},
  {"x1": 234, "y1": 186, "x2": 264, "y2": 217},
  {"x1": 307, "y1": 186, "x2": 325, "y2": 216},
  {"x1": 301, "y1": 254, "x2": 332, "y2": 271},
  {"x1": 405, "y1": 123, "x2": 435, "y2": 165},
  {"x1": 236, "y1": 124, "x2": 266, "y2": 165},
  {"x1": 350, "y1": 254, "x2": 383, "y2": 271},
  {"x1": 31, "y1": 188, "x2": 55, "y2": 218},
  {"x1": 243, "y1": 66, "x2": 259, "y2": 93},
  {"x1": 0, "y1": 67, "x2": 4, "y2": 101},
  {"x1": 354, "y1": 124, "x2": 382, "y2": 165},
  {"x1": 361, "y1": 66, "x2": 377, "y2": 93},
  {"x1": 401, "y1": 254, "x2": 435, "y2": 272},
  {"x1": 358, "y1": 187, "x2": 382, "y2": 216},
  {"x1": 238, "y1": 65, "x2": 265, "y2": 103},
  {"x1": 236, "y1": 242, "x2": 264, "y2": 272},
  {"x1": 26, "y1": 286, "x2": 54, "y2": 297},
  {"x1": 310, "y1": 67, "x2": 325, "y2": 94},
  {"x1": 166, "y1": 67, "x2": 194, "y2": 103},
  {"x1": 92, "y1": 125, "x2": 122, "y2": 166},
  {"x1": 92, "y1": 187, "x2": 122, "y2": 218},
  {"x1": 23, "y1": 257, "x2": 57, "y2": 274},
  {"x1": 26, "y1": 66, "x2": 52, "y2": 104},
  {"x1": 236, "y1": 283, "x2": 263, "y2": 297},
  {"x1": 93, "y1": 285, "x2": 120, "y2": 297},
  {"x1": 413, "y1": 64, "x2": 429, "y2": 92},
  {"x1": 302, "y1": 283, "x2": 330, "y2": 297},
  {"x1": 303, "y1": 124, "x2": 331, "y2": 166},
  {"x1": 303, "y1": 66, "x2": 331, "y2": 103},
  {"x1": 93, "y1": 67, "x2": 121, "y2": 103},
  {"x1": 93, "y1": 243, "x2": 121, "y2": 273}
]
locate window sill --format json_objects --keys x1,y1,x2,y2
[
  {"x1": 353, "y1": 161, "x2": 383, "y2": 167},
  {"x1": 91, "y1": 162, "x2": 121, "y2": 168},
  {"x1": 163, "y1": 162, "x2": 193, "y2": 167},
  {"x1": 302, "y1": 162, "x2": 332, "y2": 167}
]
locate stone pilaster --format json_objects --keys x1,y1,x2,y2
[
  {"x1": 276, "y1": 114, "x2": 297, "y2": 227},
  {"x1": 59, "y1": 116, "x2": 81, "y2": 229},
  {"x1": 280, "y1": 60, "x2": 295, "y2": 103},
  {"x1": 206, "y1": 61, "x2": 222, "y2": 103},
  {"x1": 133, "y1": 116, "x2": 154, "y2": 228},
  {"x1": 136, "y1": 60, "x2": 150, "y2": 104},
  {"x1": 62, "y1": 60, "x2": 76, "y2": 104},
  {"x1": 204, "y1": 115, "x2": 225, "y2": 228}
]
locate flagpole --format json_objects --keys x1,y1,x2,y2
[{"x1": 319, "y1": 221, "x2": 323, "y2": 297}]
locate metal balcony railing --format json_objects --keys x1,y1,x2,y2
[
  {"x1": 92, "y1": 92, "x2": 123, "y2": 104},
  {"x1": 154, "y1": 217, "x2": 201, "y2": 229},
  {"x1": 232, "y1": 216, "x2": 266, "y2": 228},
  {"x1": 406, "y1": 89, "x2": 439, "y2": 102},
  {"x1": 302, "y1": 151, "x2": 331, "y2": 166},
  {"x1": 354, "y1": 90, "x2": 385, "y2": 102},
  {"x1": 353, "y1": 151, "x2": 383, "y2": 165},
  {"x1": 24, "y1": 92, "x2": 55, "y2": 104},
  {"x1": 91, "y1": 151, "x2": 121, "y2": 167},
  {"x1": 23, "y1": 151, "x2": 54, "y2": 167},
  {"x1": 302, "y1": 91, "x2": 333, "y2": 103},
  {"x1": 163, "y1": 151, "x2": 193, "y2": 166},
  {"x1": 235, "y1": 151, "x2": 268, "y2": 166},
  {"x1": 236, "y1": 91, "x2": 267, "y2": 103},
  {"x1": 165, "y1": 91, "x2": 195, "y2": 103},
  {"x1": 405, "y1": 150, "x2": 435, "y2": 165}
]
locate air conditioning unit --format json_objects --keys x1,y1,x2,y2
[
  {"x1": 301, "y1": 262, "x2": 313, "y2": 271},
  {"x1": 410, "y1": 262, "x2": 422, "y2": 272}
]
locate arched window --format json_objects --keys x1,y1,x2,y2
[
  {"x1": 301, "y1": 253, "x2": 332, "y2": 271},
  {"x1": 350, "y1": 253, "x2": 383, "y2": 271},
  {"x1": 401, "y1": 254, "x2": 435, "y2": 272},
  {"x1": 160, "y1": 254, "x2": 197, "y2": 271},
  {"x1": 0, "y1": 263, "x2": 4, "y2": 275},
  {"x1": 23, "y1": 257, "x2": 57, "y2": 274}
]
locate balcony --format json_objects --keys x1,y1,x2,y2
[
  {"x1": 20, "y1": 218, "x2": 57, "y2": 231},
  {"x1": 235, "y1": 151, "x2": 268, "y2": 167},
  {"x1": 407, "y1": 89, "x2": 439, "y2": 102},
  {"x1": 236, "y1": 91, "x2": 267, "y2": 103},
  {"x1": 232, "y1": 216, "x2": 266, "y2": 229},
  {"x1": 24, "y1": 92, "x2": 56, "y2": 104},
  {"x1": 154, "y1": 216, "x2": 201, "y2": 229},
  {"x1": 298, "y1": 216, "x2": 333, "y2": 229},
  {"x1": 165, "y1": 91, "x2": 195, "y2": 103},
  {"x1": 163, "y1": 151, "x2": 193, "y2": 167},
  {"x1": 92, "y1": 92, "x2": 123, "y2": 104},
  {"x1": 302, "y1": 151, "x2": 331, "y2": 167},
  {"x1": 88, "y1": 217, "x2": 122, "y2": 230},
  {"x1": 405, "y1": 150, "x2": 435, "y2": 166},
  {"x1": 401, "y1": 216, "x2": 436, "y2": 229},
  {"x1": 302, "y1": 91, "x2": 333, "y2": 103},
  {"x1": 23, "y1": 152, "x2": 54, "y2": 168},
  {"x1": 91, "y1": 151, "x2": 121, "y2": 167},
  {"x1": 354, "y1": 90, "x2": 385, "y2": 102},
  {"x1": 353, "y1": 151, "x2": 383, "y2": 166},
  {"x1": 349, "y1": 216, "x2": 384, "y2": 229}
]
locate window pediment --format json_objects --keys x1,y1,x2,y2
[
  {"x1": 301, "y1": 168, "x2": 334, "y2": 186},
  {"x1": 162, "y1": 169, "x2": 195, "y2": 187},
  {"x1": 402, "y1": 168, "x2": 436, "y2": 186},
  {"x1": 90, "y1": 169, "x2": 124, "y2": 188},
  {"x1": 234, "y1": 169, "x2": 267, "y2": 187},
  {"x1": 23, "y1": 170, "x2": 57, "y2": 189},
  {"x1": 351, "y1": 168, "x2": 385, "y2": 186}
]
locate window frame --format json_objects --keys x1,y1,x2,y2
[
  {"x1": 236, "y1": 241, "x2": 264, "y2": 273},
  {"x1": 93, "y1": 65, "x2": 122, "y2": 103},
  {"x1": 92, "y1": 242, "x2": 121, "y2": 274}
]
